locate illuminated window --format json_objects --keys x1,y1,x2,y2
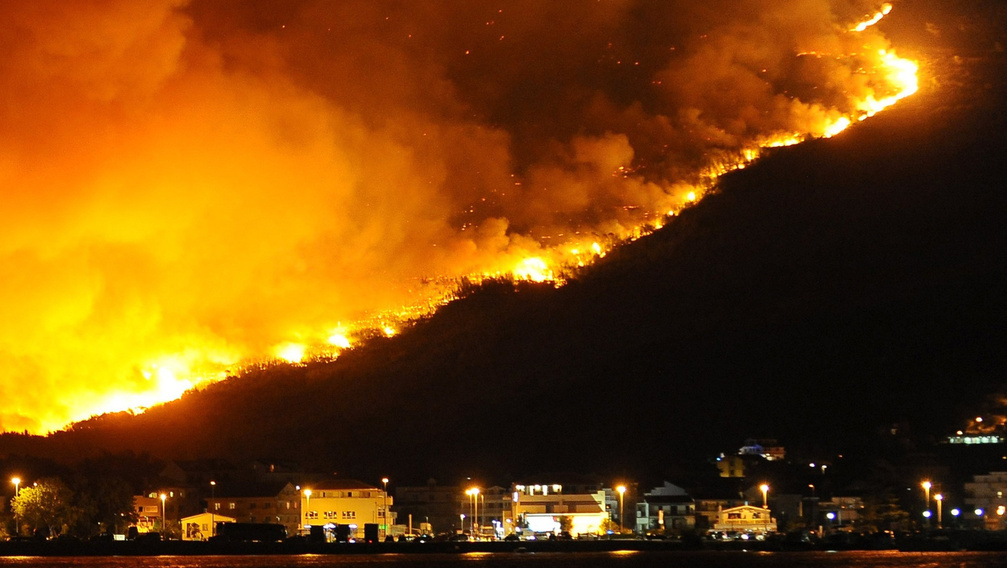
[
  {"x1": 214, "y1": 503, "x2": 220, "y2": 511},
  {"x1": 342, "y1": 511, "x2": 356, "y2": 519},
  {"x1": 229, "y1": 503, "x2": 236, "y2": 510}
]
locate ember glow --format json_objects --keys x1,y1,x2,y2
[{"x1": 0, "y1": 0, "x2": 919, "y2": 432}]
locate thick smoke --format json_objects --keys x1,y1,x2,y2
[{"x1": 0, "y1": 0, "x2": 907, "y2": 431}]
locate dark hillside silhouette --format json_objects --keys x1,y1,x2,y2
[{"x1": 2, "y1": 6, "x2": 1005, "y2": 486}]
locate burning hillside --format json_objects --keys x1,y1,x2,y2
[{"x1": 0, "y1": 0, "x2": 917, "y2": 432}]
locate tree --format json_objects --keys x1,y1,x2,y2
[
  {"x1": 861, "y1": 490, "x2": 910, "y2": 533},
  {"x1": 558, "y1": 515, "x2": 573, "y2": 534},
  {"x1": 11, "y1": 477, "x2": 82, "y2": 538}
]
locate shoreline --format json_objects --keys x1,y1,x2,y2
[{"x1": 2, "y1": 531, "x2": 1007, "y2": 557}]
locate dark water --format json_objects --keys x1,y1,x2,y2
[{"x1": 1, "y1": 552, "x2": 1007, "y2": 568}]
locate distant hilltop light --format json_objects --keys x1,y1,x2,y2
[{"x1": 947, "y1": 434, "x2": 1004, "y2": 445}]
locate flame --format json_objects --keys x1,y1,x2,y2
[
  {"x1": 276, "y1": 343, "x2": 307, "y2": 364},
  {"x1": 513, "y1": 257, "x2": 553, "y2": 283},
  {"x1": 327, "y1": 331, "x2": 352, "y2": 350},
  {"x1": 0, "y1": 1, "x2": 921, "y2": 433},
  {"x1": 851, "y1": 3, "x2": 893, "y2": 32}
]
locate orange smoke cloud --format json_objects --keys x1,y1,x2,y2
[{"x1": 0, "y1": 0, "x2": 916, "y2": 432}]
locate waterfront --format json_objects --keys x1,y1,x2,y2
[{"x1": 3, "y1": 551, "x2": 1007, "y2": 568}]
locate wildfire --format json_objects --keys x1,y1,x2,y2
[
  {"x1": 327, "y1": 331, "x2": 352, "y2": 350},
  {"x1": 276, "y1": 343, "x2": 307, "y2": 364},
  {"x1": 851, "y1": 3, "x2": 893, "y2": 32},
  {"x1": 0, "y1": 1, "x2": 922, "y2": 433}
]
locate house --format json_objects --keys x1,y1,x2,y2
[
  {"x1": 133, "y1": 494, "x2": 164, "y2": 534},
  {"x1": 132, "y1": 491, "x2": 186, "y2": 534},
  {"x1": 691, "y1": 477, "x2": 750, "y2": 530},
  {"x1": 206, "y1": 481, "x2": 301, "y2": 537},
  {"x1": 511, "y1": 475, "x2": 609, "y2": 537},
  {"x1": 713, "y1": 504, "x2": 777, "y2": 535},
  {"x1": 180, "y1": 512, "x2": 236, "y2": 541},
  {"x1": 301, "y1": 479, "x2": 393, "y2": 541},
  {"x1": 635, "y1": 482, "x2": 695, "y2": 535}
]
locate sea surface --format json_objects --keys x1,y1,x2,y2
[{"x1": 2, "y1": 551, "x2": 1007, "y2": 568}]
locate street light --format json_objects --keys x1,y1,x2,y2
[
  {"x1": 304, "y1": 489, "x2": 312, "y2": 532},
  {"x1": 922, "y1": 481, "x2": 932, "y2": 527},
  {"x1": 466, "y1": 488, "x2": 480, "y2": 538},
  {"x1": 616, "y1": 485, "x2": 626, "y2": 534},
  {"x1": 210, "y1": 481, "x2": 216, "y2": 539},
  {"x1": 935, "y1": 493, "x2": 943, "y2": 528},
  {"x1": 160, "y1": 493, "x2": 167, "y2": 536},
  {"x1": 760, "y1": 484, "x2": 770, "y2": 509},
  {"x1": 11, "y1": 477, "x2": 20, "y2": 536},
  {"x1": 382, "y1": 477, "x2": 389, "y2": 540}
]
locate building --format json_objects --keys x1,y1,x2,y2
[
  {"x1": 738, "y1": 439, "x2": 786, "y2": 461},
  {"x1": 635, "y1": 482, "x2": 695, "y2": 535},
  {"x1": 394, "y1": 481, "x2": 460, "y2": 535},
  {"x1": 180, "y1": 512, "x2": 236, "y2": 541},
  {"x1": 133, "y1": 491, "x2": 185, "y2": 535},
  {"x1": 712, "y1": 504, "x2": 777, "y2": 535},
  {"x1": 965, "y1": 471, "x2": 1007, "y2": 529},
  {"x1": 691, "y1": 478, "x2": 750, "y2": 530},
  {"x1": 206, "y1": 481, "x2": 301, "y2": 538},
  {"x1": 715, "y1": 454, "x2": 746, "y2": 478},
  {"x1": 818, "y1": 496, "x2": 864, "y2": 529},
  {"x1": 301, "y1": 479, "x2": 393, "y2": 540},
  {"x1": 511, "y1": 477, "x2": 608, "y2": 537},
  {"x1": 133, "y1": 495, "x2": 164, "y2": 534}
]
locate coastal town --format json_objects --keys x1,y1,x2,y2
[{"x1": 5, "y1": 416, "x2": 1007, "y2": 553}]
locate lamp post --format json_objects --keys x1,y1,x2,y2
[
  {"x1": 382, "y1": 477, "x2": 389, "y2": 540},
  {"x1": 11, "y1": 477, "x2": 20, "y2": 536},
  {"x1": 760, "y1": 484, "x2": 770, "y2": 509},
  {"x1": 466, "y1": 488, "x2": 479, "y2": 538},
  {"x1": 160, "y1": 493, "x2": 167, "y2": 536},
  {"x1": 616, "y1": 485, "x2": 626, "y2": 534},
  {"x1": 210, "y1": 481, "x2": 216, "y2": 539},
  {"x1": 922, "y1": 481, "x2": 932, "y2": 527},
  {"x1": 304, "y1": 489, "x2": 312, "y2": 531},
  {"x1": 473, "y1": 488, "x2": 480, "y2": 539},
  {"x1": 935, "y1": 494, "x2": 943, "y2": 528}
]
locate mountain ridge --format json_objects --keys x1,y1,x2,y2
[{"x1": 3, "y1": 46, "x2": 1006, "y2": 487}]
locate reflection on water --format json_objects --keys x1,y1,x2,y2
[{"x1": 3, "y1": 552, "x2": 1007, "y2": 568}]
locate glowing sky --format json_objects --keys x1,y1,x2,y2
[{"x1": 0, "y1": 0, "x2": 914, "y2": 432}]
